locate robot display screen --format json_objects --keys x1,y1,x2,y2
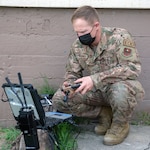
[{"x1": 3, "y1": 85, "x2": 40, "y2": 120}]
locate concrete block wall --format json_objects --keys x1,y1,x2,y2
[{"x1": 0, "y1": 7, "x2": 149, "y2": 126}]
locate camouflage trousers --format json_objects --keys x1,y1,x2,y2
[{"x1": 52, "y1": 80, "x2": 144, "y2": 122}]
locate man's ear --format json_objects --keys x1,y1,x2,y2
[{"x1": 94, "y1": 22, "x2": 100, "y2": 29}]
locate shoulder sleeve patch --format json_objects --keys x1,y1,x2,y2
[{"x1": 119, "y1": 46, "x2": 138, "y2": 61}]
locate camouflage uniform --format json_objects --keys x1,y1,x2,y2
[{"x1": 52, "y1": 27, "x2": 145, "y2": 123}]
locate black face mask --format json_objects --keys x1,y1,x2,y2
[{"x1": 79, "y1": 33, "x2": 95, "y2": 45}]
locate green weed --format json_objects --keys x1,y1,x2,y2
[
  {"x1": 37, "y1": 75, "x2": 56, "y2": 95},
  {"x1": 0, "y1": 127, "x2": 21, "y2": 150},
  {"x1": 53, "y1": 122, "x2": 78, "y2": 150},
  {"x1": 131, "y1": 111, "x2": 150, "y2": 125}
]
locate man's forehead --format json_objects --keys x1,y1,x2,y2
[
  {"x1": 73, "y1": 18, "x2": 91, "y2": 26},
  {"x1": 73, "y1": 19, "x2": 92, "y2": 32}
]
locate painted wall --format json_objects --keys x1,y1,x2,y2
[
  {"x1": 0, "y1": 0, "x2": 150, "y2": 9},
  {"x1": 0, "y1": 7, "x2": 149, "y2": 126}
]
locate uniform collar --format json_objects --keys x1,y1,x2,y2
[{"x1": 95, "y1": 28, "x2": 108, "y2": 56}]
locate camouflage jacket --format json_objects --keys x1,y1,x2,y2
[{"x1": 65, "y1": 27, "x2": 142, "y2": 91}]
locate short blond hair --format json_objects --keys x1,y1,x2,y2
[{"x1": 71, "y1": 6, "x2": 100, "y2": 25}]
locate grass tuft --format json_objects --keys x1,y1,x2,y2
[
  {"x1": 131, "y1": 111, "x2": 150, "y2": 126},
  {"x1": 53, "y1": 122, "x2": 78, "y2": 150},
  {"x1": 37, "y1": 75, "x2": 56, "y2": 95},
  {"x1": 0, "y1": 127, "x2": 21, "y2": 150}
]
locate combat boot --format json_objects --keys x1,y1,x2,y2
[
  {"x1": 94, "y1": 107, "x2": 112, "y2": 135},
  {"x1": 103, "y1": 122, "x2": 129, "y2": 145}
]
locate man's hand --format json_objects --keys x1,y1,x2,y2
[
  {"x1": 74, "y1": 76, "x2": 93, "y2": 94},
  {"x1": 61, "y1": 82, "x2": 73, "y2": 96},
  {"x1": 61, "y1": 82, "x2": 81, "y2": 101}
]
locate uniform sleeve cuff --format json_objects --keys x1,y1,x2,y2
[{"x1": 90, "y1": 74, "x2": 103, "y2": 90}]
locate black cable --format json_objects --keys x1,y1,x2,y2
[{"x1": 1, "y1": 92, "x2": 8, "y2": 102}]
